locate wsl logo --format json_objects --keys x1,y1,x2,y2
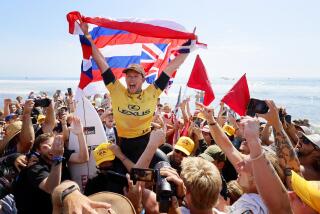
[{"x1": 118, "y1": 104, "x2": 150, "y2": 116}]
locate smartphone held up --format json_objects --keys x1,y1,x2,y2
[{"x1": 246, "y1": 98, "x2": 269, "y2": 117}]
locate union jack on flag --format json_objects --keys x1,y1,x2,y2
[{"x1": 67, "y1": 11, "x2": 200, "y2": 96}]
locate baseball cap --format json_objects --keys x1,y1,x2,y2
[
  {"x1": 5, "y1": 113, "x2": 18, "y2": 122},
  {"x1": 174, "y1": 136, "x2": 195, "y2": 156},
  {"x1": 294, "y1": 125, "x2": 313, "y2": 135},
  {"x1": 37, "y1": 114, "x2": 46, "y2": 124},
  {"x1": 201, "y1": 125, "x2": 210, "y2": 133},
  {"x1": 199, "y1": 145, "x2": 226, "y2": 163},
  {"x1": 291, "y1": 170, "x2": 320, "y2": 213},
  {"x1": 223, "y1": 124, "x2": 235, "y2": 136},
  {"x1": 299, "y1": 131, "x2": 320, "y2": 148},
  {"x1": 123, "y1": 64, "x2": 146, "y2": 78},
  {"x1": 93, "y1": 142, "x2": 115, "y2": 166}
]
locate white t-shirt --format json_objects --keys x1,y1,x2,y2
[
  {"x1": 105, "y1": 126, "x2": 116, "y2": 143},
  {"x1": 228, "y1": 193, "x2": 267, "y2": 214},
  {"x1": 180, "y1": 206, "x2": 226, "y2": 214}
]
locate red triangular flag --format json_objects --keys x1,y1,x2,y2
[
  {"x1": 221, "y1": 74, "x2": 250, "y2": 116},
  {"x1": 187, "y1": 55, "x2": 215, "y2": 106}
]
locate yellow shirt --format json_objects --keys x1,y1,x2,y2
[{"x1": 107, "y1": 80, "x2": 162, "y2": 138}]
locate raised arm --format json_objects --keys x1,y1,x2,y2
[
  {"x1": 3, "y1": 99, "x2": 11, "y2": 117},
  {"x1": 199, "y1": 103, "x2": 244, "y2": 170},
  {"x1": 258, "y1": 101, "x2": 300, "y2": 173},
  {"x1": 240, "y1": 116, "x2": 292, "y2": 214},
  {"x1": 18, "y1": 99, "x2": 35, "y2": 153},
  {"x1": 41, "y1": 100, "x2": 56, "y2": 133},
  {"x1": 260, "y1": 123, "x2": 274, "y2": 145},
  {"x1": 163, "y1": 39, "x2": 194, "y2": 77},
  {"x1": 80, "y1": 22, "x2": 110, "y2": 74},
  {"x1": 39, "y1": 135, "x2": 64, "y2": 193},
  {"x1": 68, "y1": 116, "x2": 89, "y2": 164}
]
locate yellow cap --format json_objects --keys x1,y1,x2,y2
[
  {"x1": 37, "y1": 114, "x2": 46, "y2": 124},
  {"x1": 93, "y1": 142, "x2": 115, "y2": 166},
  {"x1": 223, "y1": 124, "x2": 235, "y2": 136},
  {"x1": 291, "y1": 171, "x2": 320, "y2": 213},
  {"x1": 174, "y1": 137, "x2": 195, "y2": 156}
]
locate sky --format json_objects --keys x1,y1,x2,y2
[{"x1": 1, "y1": 0, "x2": 320, "y2": 80}]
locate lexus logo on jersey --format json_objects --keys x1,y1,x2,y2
[{"x1": 128, "y1": 104, "x2": 140, "y2": 111}]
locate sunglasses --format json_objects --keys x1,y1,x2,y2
[
  {"x1": 174, "y1": 149, "x2": 187, "y2": 157},
  {"x1": 299, "y1": 136, "x2": 319, "y2": 150}
]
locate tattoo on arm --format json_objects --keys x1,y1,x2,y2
[{"x1": 274, "y1": 129, "x2": 300, "y2": 172}]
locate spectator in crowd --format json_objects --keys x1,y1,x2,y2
[
  {"x1": 167, "y1": 136, "x2": 195, "y2": 173},
  {"x1": 13, "y1": 135, "x2": 64, "y2": 214},
  {"x1": 1, "y1": 100, "x2": 35, "y2": 156}
]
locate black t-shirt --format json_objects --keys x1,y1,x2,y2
[
  {"x1": 13, "y1": 158, "x2": 52, "y2": 214},
  {"x1": 84, "y1": 171, "x2": 125, "y2": 196}
]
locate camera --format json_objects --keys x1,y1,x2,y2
[
  {"x1": 130, "y1": 161, "x2": 175, "y2": 213},
  {"x1": 33, "y1": 98, "x2": 51, "y2": 108},
  {"x1": 246, "y1": 98, "x2": 269, "y2": 117}
]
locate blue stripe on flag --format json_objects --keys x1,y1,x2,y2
[
  {"x1": 91, "y1": 56, "x2": 141, "y2": 70},
  {"x1": 91, "y1": 27, "x2": 129, "y2": 39}
]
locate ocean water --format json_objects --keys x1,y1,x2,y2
[{"x1": 0, "y1": 77, "x2": 319, "y2": 124}]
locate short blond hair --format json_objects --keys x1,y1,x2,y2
[{"x1": 181, "y1": 157, "x2": 222, "y2": 210}]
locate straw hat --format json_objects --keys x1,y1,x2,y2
[
  {"x1": 88, "y1": 192, "x2": 136, "y2": 214},
  {"x1": 3, "y1": 121, "x2": 22, "y2": 145}
]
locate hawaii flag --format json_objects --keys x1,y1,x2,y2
[{"x1": 66, "y1": 11, "x2": 201, "y2": 97}]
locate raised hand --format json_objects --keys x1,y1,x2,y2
[
  {"x1": 79, "y1": 22, "x2": 89, "y2": 35},
  {"x1": 197, "y1": 102, "x2": 215, "y2": 123},
  {"x1": 257, "y1": 100, "x2": 282, "y2": 130},
  {"x1": 239, "y1": 116, "x2": 260, "y2": 142},
  {"x1": 23, "y1": 99, "x2": 35, "y2": 115},
  {"x1": 51, "y1": 135, "x2": 64, "y2": 157},
  {"x1": 69, "y1": 116, "x2": 83, "y2": 135},
  {"x1": 149, "y1": 128, "x2": 166, "y2": 148}
]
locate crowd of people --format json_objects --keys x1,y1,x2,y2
[{"x1": 0, "y1": 21, "x2": 319, "y2": 214}]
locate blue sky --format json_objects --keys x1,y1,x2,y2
[{"x1": 1, "y1": 0, "x2": 320, "y2": 80}]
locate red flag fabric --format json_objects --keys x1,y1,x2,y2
[
  {"x1": 221, "y1": 74, "x2": 250, "y2": 116},
  {"x1": 187, "y1": 55, "x2": 215, "y2": 105}
]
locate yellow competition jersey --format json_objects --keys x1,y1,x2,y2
[{"x1": 107, "y1": 80, "x2": 162, "y2": 138}]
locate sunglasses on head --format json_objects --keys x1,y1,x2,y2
[{"x1": 174, "y1": 149, "x2": 187, "y2": 157}]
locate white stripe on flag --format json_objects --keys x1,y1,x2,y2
[{"x1": 100, "y1": 43, "x2": 142, "y2": 57}]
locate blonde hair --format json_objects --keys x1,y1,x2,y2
[
  {"x1": 227, "y1": 180, "x2": 244, "y2": 205},
  {"x1": 181, "y1": 157, "x2": 222, "y2": 210}
]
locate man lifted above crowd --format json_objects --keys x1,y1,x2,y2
[{"x1": 80, "y1": 22, "x2": 194, "y2": 165}]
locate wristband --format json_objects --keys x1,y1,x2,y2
[
  {"x1": 249, "y1": 151, "x2": 265, "y2": 161},
  {"x1": 52, "y1": 156, "x2": 65, "y2": 166},
  {"x1": 60, "y1": 184, "x2": 80, "y2": 204}
]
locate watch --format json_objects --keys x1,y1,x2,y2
[{"x1": 60, "y1": 185, "x2": 80, "y2": 204}]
